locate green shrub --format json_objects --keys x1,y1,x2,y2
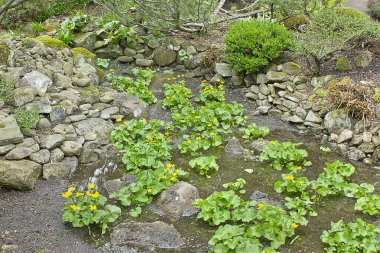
[
  {"x1": 335, "y1": 56, "x2": 352, "y2": 72},
  {"x1": 294, "y1": 8, "x2": 380, "y2": 75},
  {"x1": 14, "y1": 106, "x2": 40, "y2": 131},
  {"x1": 225, "y1": 20, "x2": 292, "y2": 73}
]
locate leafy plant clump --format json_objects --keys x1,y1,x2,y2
[
  {"x1": 321, "y1": 219, "x2": 380, "y2": 253},
  {"x1": 240, "y1": 123, "x2": 269, "y2": 139},
  {"x1": 225, "y1": 20, "x2": 292, "y2": 72},
  {"x1": 111, "y1": 163, "x2": 188, "y2": 217},
  {"x1": 189, "y1": 156, "x2": 219, "y2": 177},
  {"x1": 96, "y1": 58, "x2": 110, "y2": 69},
  {"x1": 61, "y1": 184, "x2": 121, "y2": 234},
  {"x1": 223, "y1": 178, "x2": 246, "y2": 194},
  {"x1": 259, "y1": 141, "x2": 311, "y2": 171},
  {"x1": 110, "y1": 119, "x2": 171, "y2": 172},
  {"x1": 0, "y1": 76, "x2": 14, "y2": 102},
  {"x1": 107, "y1": 67, "x2": 157, "y2": 104},
  {"x1": 162, "y1": 81, "x2": 193, "y2": 111},
  {"x1": 355, "y1": 194, "x2": 380, "y2": 215},
  {"x1": 14, "y1": 106, "x2": 40, "y2": 131}
]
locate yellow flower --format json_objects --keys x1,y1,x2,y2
[
  {"x1": 298, "y1": 180, "x2": 304, "y2": 184},
  {"x1": 216, "y1": 79, "x2": 220, "y2": 83},
  {"x1": 270, "y1": 140, "x2": 276, "y2": 144},
  {"x1": 90, "y1": 205, "x2": 97, "y2": 211},
  {"x1": 196, "y1": 136, "x2": 202, "y2": 140},
  {"x1": 202, "y1": 80, "x2": 207, "y2": 83},
  {"x1": 161, "y1": 175, "x2": 167, "y2": 180},
  {"x1": 92, "y1": 192, "x2": 100, "y2": 198},
  {"x1": 221, "y1": 81, "x2": 225, "y2": 85},
  {"x1": 86, "y1": 191, "x2": 92, "y2": 197},
  {"x1": 175, "y1": 169, "x2": 180, "y2": 173},
  {"x1": 167, "y1": 77, "x2": 171, "y2": 81},
  {"x1": 284, "y1": 175, "x2": 295, "y2": 181},
  {"x1": 165, "y1": 132, "x2": 169, "y2": 136},
  {"x1": 88, "y1": 183, "x2": 95, "y2": 189},
  {"x1": 141, "y1": 118, "x2": 146, "y2": 122},
  {"x1": 167, "y1": 163, "x2": 174, "y2": 169},
  {"x1": 187, "y1": 140, "x2": 192, "y2": 143},
  {"x1": 177, "y1": 74, "x2": 181, "y2": 78},
  {"x1": 292, "y1": 223, "x2": 299, "y2": 229},
  {"x1": 170, "y1": 177, "x2": 175, "y2": 181},
  {"x1": 68, "y1": 186, "x2": 76, "y2": 192},
  {"x1": 181, "y1": 74, "x2": 185, "y2": 77},
  {"x1": 257, "y1": 203, "x2": 265, "y2": 210},
  {"x1": 172, "y1": 77, "x2": 176, "y2": 80},
  {"x1": 70, "y1": 205, "x2": 80, "y2": 211},
  {"x1": 147, "y1": 188, "x2": 153, "y2": 193},
  {"x1": 172, "y1": 173, "x2": 177, "y2": 177},
  {"x1": 76, "y1": 192, "x2": 84, "y2": 197},
  {"x1": 61, "y1": 191, "x2": 72, "y2": 198},
  {"x1": 243, "y1": 115, "x2": 248, "y2": 120},
  {"x1": 195, "y1": 115, "x2": 201, "y2": 119},
  {"x1": 297, "y1": 166, "x2": 302, "y2": 171},
  {"x1": 116, "y1": 118, "x2": 123, "y2": 122},
  {"x1": 207, "y1": 124, "x2": 212, "y2": 127},
  {"x1": 123, "y1": 121, "x2": 128, "y2": 125}
]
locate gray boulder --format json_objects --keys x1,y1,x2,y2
[
  {"x1": 324, "y1": 110, "x2": 352, "y2": 135},
  {"x1": 16, "y1": 71, "x2": 52, "y2": 93},
  {"x1": 156, "y1": 182, "x2": 199, "y2": 217},
  {"x1": 281, "y1": 62, "x2": 302, "y2": 75},
  {"x1": 266, "y1": 71, "x2": 289, "y2": 83},
  {"x1": 0, "y1": 160, "x2": 42, "y2": 190},
  {"x1": 111, "y1": 221, "x2": 184, "y2": 249},
  {"x1": 60, "y1": 141, "x2": 82, "y2": 156},
  {"x1": 153, "y1": 46, "x2": 177, "y2": 66},
  {"x1": 30, "y1": 149, "x2": 50, "y2": 164},
  {"x1": 73, "y1": 118, "x2": 114, "y2": 145},
  {"x1": 43, "y1": 162, "x2": 71, "y2": 179},
  {"x1": 214, "y1": 63, "x2": 233, "y2": 77},
  {"x1": 347, "y1": 147, "x2": 366, "y2": 161},
  {"x1": 73, "y1": 32, "x2": 97, "y2": 51},
  {"x1": 354, "y1": 51, "x2": 372, "y2": 68},
  {"x1": 5, "y1": 147, "x2": 34, "y2": 160},
  {"x1": 40, "y1": 134, "x2": 65, "y2": 150},
  {"x1": 0, "y1": 115, "x2": 24, "y2": 146}
]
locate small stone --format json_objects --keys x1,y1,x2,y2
[
  {"x1": 40, "y1": 134, "x2": 65, "y2": 150},
  {"x1": 0, "y1": 144, "x2": 16, "y2": 155},
  {"x1": 50, "y1": 148, "x2": 65, "y2": 162},
  {"x1": 60, "y1": 141, "x2": 82, "y2": 156},
  {"x1": 43, "y1": 162, "x2": 71, "y2": 179},
  {"x1": 37, "y1": 118, "x2": 52, "y2": 130},
  {"x1": 84, "y1": 133, "x2": 97, "y2": 141},
  {"x1": 16, "y1": 71, "x2": 52, "y2": 93},
  {"x1": 117, "y1": 56, "x2": 134, "y2": 63},
  {"x1": 0, "y1": 160, "x2": 42, "y2": 190},
  {"x1": 305, "y1": 110, "x2": 322, "y2": 124},
  {"x1": 347, "y1": 147, "x2": 366, "y2": 161},
  {"x1": 136, "y1": 59, "x2": 154, "y2": 67},
  {"x1": 337, "y1": 129, "x2": 353, "y2": 144},
  {"x1": 288, "y1": 115, "x2": 303, "y2": 123},
  {"x1": 281, "y1": 62, "x2": 302, "y2": 75},
  {"x1": 30, "y1": 149, "x2": 50, "y2": 164},
  {"x1": 354, "y1": 50, "x2": 372, "y2": 68},
  {"x1": 0, "y1": 115, "x2": 24, "y2": 146},
  {"x1": 266, "y1": 71, "x2": 289, "y2": 83},
  {"x1": 363, "y1": 132, "x2": 372, "y2": 143}
]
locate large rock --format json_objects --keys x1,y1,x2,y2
[
  {"x1": 156, "y1": 182, "x2": 199, "y2": 217},
  {"x1": 323, "y1": 110, "x2": 352, "y2": 135},
  {"x1": 214, "y1": 63, "x2": 233, "y2": 77},
  {"x1": 347, "y1": 147, "x2": 366, "y2": 161},
  {"x1": 224, "y1": 136, "x2": 248, "y2": 155},
  {"x1": 5, "y1": 147, "x2": 34, "y2": 160},
  {"x1": 113, "y1": 94, "x2": 148, "y2": 118},
  {"x1": 111, "y1": 221, "x2": 184, "y2": 249},
  {"x1": 153, "y1": 46, "x2": 177, "y2": 66},
  {"x1": 0, "y1": 160, "x2": 42, "y2": 190},
  {"x1": 60, "y1": 141, "x2": 82, "y2": 156},
  {"x1": 16, "y1": 71, "x2": 52, "y2": 93},
  {"x1": 266, "y1": 71, "x2": 289, "y2": 83},
  {"x1": 281, "y1": 62, "x2": 302, "y2": 75},
  {"x1": 73, "y1": 32, "x2": 97, "y2": 51},
  {"x1": 30, "y1": 149, "x2": 50, "y2": 164},
  {"x1": 40, "y1": 134, "x2": 65, "y2": 150},
  {"x1": 11, "y1": 87, "x2": 37, "y2": 107},
  {"x1": 0, "y1": 116, "x2": 24, "y2": 146},
  {"x1": 43, "y1": 162, "x2": 71, "y2": 179},
  {"x1": 73, "y1": 118, "x2": 114, "y2": 145}
]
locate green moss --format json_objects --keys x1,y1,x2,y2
[
  {"x1": 96, "y1": 67, "x2": 105, "y2": 82},
  {"x1": 0, "y1": 43, "x2": 10, "y2": 66},
  {"x1": 336, "y1": 7, "x2": 370, "y2": 21},
  {"x1": 373, "y1": 88, "x2": 380, "y2": 103},
  {"x1": 0, "y1": 123, "x2": 5, "y2": 128},
  {"x1": 33, "y1": 35, "x2": 69, "y2": 49},
  {"x1": 71, "y1": 47, "x2": 96, "y2": 59},
  {"x1": 328, "y1": 76, "x2": 351, "y2": 88},
  {"x1": 335, "y1": 56, "x2": 352, "y2": 72},
  {"x1": 283, "y1": 14, "x2": 310, "y2": 30}
]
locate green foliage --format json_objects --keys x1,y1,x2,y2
[
  {"x1": 373, "y1": 87, "x2": 380, "y2": 103},
  {"x1": 320, "y1": 146, "x2": 331, "y2": 153},
  {"x1": 57, "y1": 12, "x2": 93, "y2": 46},
  {"x1": 355, "y1": 194, "x2": 380, "y2": 215},
  {"x1": 178, "y1": 132, "x2": 222, "y2": 156},
  {"x1": 178, "y1": 49, "x2": 193, "y2": 63},
  {"x1": 225, "y1": 20, "x2": 292, "y2": 72},
  {"x1": 111, "y1": 164, "x2": 188, "y2": 215},
  {"x1": 110, "y1": 119, "x2": 171, "y2": 172},
  {"x1": 14, "y1": 106, "x2": 40, "y2": 131},
  {"x1": 274, "y1": 172, "x2": 310, "y2": 193},
  {"x1": 30, "y1": 22, "x2": 45, "y2": 35},
  {"x1": 61, "y1": 184, "x2": 121, "y2": 234},
  {"x1": 0, "y1": 76, "x2": 14, "y2": 102},
  {"x1": 107, "y1": 68, "x2": 157, "y2": 104},
  {"x1": 196, "y1": 82, "x2": 226, "y2": 103},
  {"x1": 162, "y1": 81, "x2": 193, "y2": 111},
  {"x1": 311, "y1": 160, "x2": 356, "y2": 197},
  {"x1": 259, "y1": 141, "x2": 311, "y2": 171},
  {"x1": 294, "y1": 8, "x2": 380, "y2": 74},
  {"x1": 321, "y1": 219, "x2": 380, "y2": 253},
  {"x1": 189, "y1": 156, "x2": 219, "y2": 177},
  {"x1": 96, "y1": 20, "x2": 138, "y2": 47},
  {"x1": 240, "y1": 123, "x2": 269, "y2": 139},
  {"x1": 285, "y1": 192, "x2": 317, "y2": 217},
  {"x1": 57, "y1": 32, "x2": 74, "y2": 46},
  {"x1": 335, "y1": 56, "x2": 352, "y2": 71},
  {"x1": 96, "y1": 58, "x2": 110, "y2": 69},
  {"x1": 369, "y1": 0, "x2": 380, "y2": 19},
  {"x1": 223, "y1": 178, "x2": 246, "y2": 194}
]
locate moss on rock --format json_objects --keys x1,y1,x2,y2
[
  {"x1": 283, "y1": 14, "x2": 310, "y2": 30},
  {"x1": 0, "y1": 43, "x2": 10, "y2": 66},
  {"x1": 71, "y1": 47, "x2": 96, "y2": 59},
  {"x1": 96, "y1": 67, "x2": 105, "y2": 83},
  {"x1": 335, "y1": 56, "x2": 352, "y2": 72},
  {"x1": 33, "y1": 35, "x2": 69, "y2": 49}
]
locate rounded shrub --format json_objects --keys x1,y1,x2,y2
[{"x1": 224, "y1": 20, "x2": 292, "y2": 73}]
